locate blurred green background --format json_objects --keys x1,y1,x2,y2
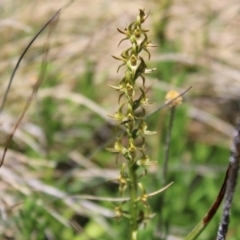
[{"x1": 0, "y1": 0, "x2": 240, "y2": 239}]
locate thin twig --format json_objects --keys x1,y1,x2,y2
[
  {"x1": 216, "y1": 119, "x2": 240, "y2": 240},
  {"x1": 184, "y1": 119, "x2": 240, "y2": 240}
]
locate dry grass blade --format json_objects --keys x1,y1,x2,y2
[
  {"x1": 39, "y1": 87, "x2": 109, "y2": 122},
  {"x1": 0, "y1": 9, "x2": 61, "y2": 168},
  {"x1": 0, "y1": 9, "x2": 61, "y2": 113}
]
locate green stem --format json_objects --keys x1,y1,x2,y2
[
  {"x1": 157, "y1": 106, "x2": 176, "y2": 238},
  {"x1": 163, "y1": 106, "x2": 175, "y2": 185},
  {"x1": 184, "y1": 161, "x2": 229, "y2": 240},
  {"x1": 126, "y1": 91, "x2": 139, "y2": 239},
  {"x1": 184, "y1": 221, "x2": 205, "y2": 240},
  {"x1": 128, "y1": 163, "x2": 138, "y2": 240}
]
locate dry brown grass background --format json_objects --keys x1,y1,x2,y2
[{"x1": 1, "y1": 0, "x2": 240, "y2": 239}]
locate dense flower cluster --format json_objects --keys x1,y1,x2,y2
[{"x1": 107, "y1": 9, "x2": 157, "y2": 240}]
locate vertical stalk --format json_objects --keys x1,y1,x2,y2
[
  {"x1": 126, "y1": 94, "x2": 139, "y2": 239},
  {"x1": 128, "y1": 163, "x2": 138, "y2": 240},
  {"x1": 158, "y1": 105, "x2": 176, "y2": 238},
  {"x1": 157, "y1": 91, "x2": 181, "y2": 238},
  {"x1": 163, "y1": 106, "x2": 175, "y2": 185}
]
